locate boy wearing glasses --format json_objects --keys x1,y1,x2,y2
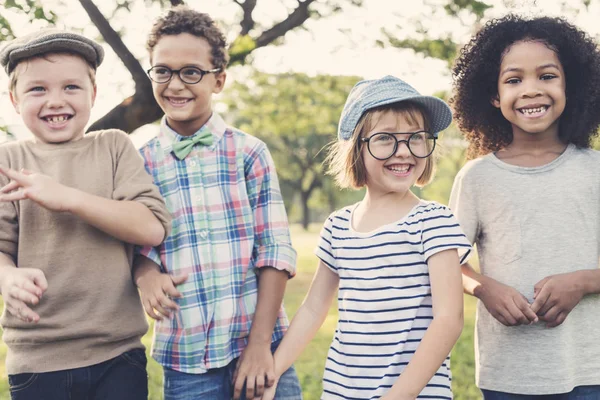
[{"x1": 134, "y1": 6, "x2": 303, "y2": 400}]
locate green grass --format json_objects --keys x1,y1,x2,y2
[{"x1": 0, "y1": 225, "x2": 480, "y2": 399}]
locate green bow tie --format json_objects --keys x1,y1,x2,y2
[{"x1": 172, "y1": 130, "x2": 214, "y2": 159}]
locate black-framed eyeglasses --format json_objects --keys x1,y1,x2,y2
[
  {"x1": 360, "y1": 131, "x2": 436, "y2": 160},
  {"x1": 147, "y1": 66, "x2": 222, "y2": 84}
]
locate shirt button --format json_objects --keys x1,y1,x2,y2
[
  {"x1": 189, "y1": 160, "x2": 197, "y2": 167},
  {"x1": 200, "y1": 230, "x2": 208, "y2": 239}
]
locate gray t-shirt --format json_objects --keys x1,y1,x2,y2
[{"x1": 449, "y1": 144, "x2": 600, "y2": 394}]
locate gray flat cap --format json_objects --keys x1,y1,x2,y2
[
  {"x1": 338, "y1": 75, "x2": 452, "y2": 141},
  {"x1": 0, "y1": 29, "x2": 104, "y2": 74}
]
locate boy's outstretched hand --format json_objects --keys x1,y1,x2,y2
[
  {"x1": 0, "y1": 166, "x2": 75, "y2": 212},
  {"x1": 0, "y1": 267, "x2": 47, "y2": 323},
  {"x1": 530, "y1": 271, "x2": 586, "y2": 328},
  {"x1": 232, "y1": 341, "x2": 275, "y2": 399},
  {"x1": 476, "y1": 277, "x2": 538, "y2": 326}
]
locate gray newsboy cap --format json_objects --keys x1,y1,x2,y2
[
  {"x1": 0, "y1": 29, "x2": 104, "y2": 74},
  {"x1": 338, "y1": 75, "x2": 452, "y2": 141}
]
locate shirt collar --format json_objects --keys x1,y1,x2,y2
[{"x1": 157, "y1": 112, "x2": 227, "y2": 156}]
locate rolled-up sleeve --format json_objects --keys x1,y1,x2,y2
[{"x1": 246, "y1": 145, "x2": 296, "y2": 277}]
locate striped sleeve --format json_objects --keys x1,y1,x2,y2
[
  {"x1": 421, "y1": 205, "x2": 472, "y2": 264},
  {"x1": 314, "y1": 213, "x2": 338, "y2": 273}
]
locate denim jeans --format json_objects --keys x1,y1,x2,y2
[
  {"x1": 163, "y1": 340, "x2": 303, "y2": 400},
  {"x1": 8, "y1": 348, "x2": 148, "y2": 400},
  {"x1": 482, "y1": 385, "x2": 600, "y2": 400}
]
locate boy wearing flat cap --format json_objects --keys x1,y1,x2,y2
[{"x1": 0, "y1": 29, "x2": 171, "y2": 400}]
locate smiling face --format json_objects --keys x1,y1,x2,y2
[
  {"x1": 10, "y1": 53, "x2": 96, "y2": 144},
  {"x1": 150, "y1": 33, "x2": 226, "y2": 137},
  {"x1": 361, "y1": 109, "x2": 429, "y2": 196},
  {"x1": 493, "y1": 40, "x2": 566, "y2": 141}
]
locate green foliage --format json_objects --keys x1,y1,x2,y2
[
  {"x1": 444, "y1": 0, "x2": 492, "y2": 20},
  {"x1": 223, "y1": 71, "x2": 361, "y2": 224},
  {"x1": 0, "y1": 0, "x2": 57, "y2": 41},
  {"x1": 229, "y1": 35, "x2": 258, "y2": 66},
  {"x1": 386, "y1": 33, "x2": 458, "y2": 66}
]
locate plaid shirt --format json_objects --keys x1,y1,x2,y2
[{"x1": 137, "y1": 113, "x2": 296, "y2": 373}]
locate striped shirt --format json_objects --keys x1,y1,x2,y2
[
  {"x1": 137, "y1": 113, "x2": 296, "y2": 373},
  {"x1": 315, "y1": 201, "x2": 471, "y2": 400}
]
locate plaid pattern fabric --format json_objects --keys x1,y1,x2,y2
[{"x1": 137, "y1": 113, "x2": 296, "y2": 373}]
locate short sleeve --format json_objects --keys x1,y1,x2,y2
[
  {"x1": 449, "y1": 166, "x2": 479, "y2": 246},
  {"x1": 421, "y1": 205, "x2": 472, "y2": 264},
  {"x1": 109, "y1": 130, "x2": 171, "y2": 240},
  {"x1": 314, "y1": 213, "x2": 338, "y2": 273}
]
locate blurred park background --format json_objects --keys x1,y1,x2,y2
[{"x1": 1, "y1": 0, "x2": 600, "y2": 398}]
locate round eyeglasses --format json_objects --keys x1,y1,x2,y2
[
  {"x1": 360, "y1": 131, "x2": 436, "y2": 160},
  {"x1": 147, "y1": 66, "x2": 222, "y2": 84}
]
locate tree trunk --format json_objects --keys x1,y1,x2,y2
[
  {"x1": 300, "y1": 190, "x2": 311, "y2": 231},
  {"x1": 87, "y1": 87, "x2": 164, "y2": 133}
]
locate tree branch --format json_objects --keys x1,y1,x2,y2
[
  {"x1": 78, "y1": 0, "x2": 148, "y2": 91},
  {"x1": 235, "y1": 0, "x2": 258, "y2": 35},
  {"x1": 168, "y1": 0, "x2": 185, "y2": 5},
  {"x1": 229, "y1": 0, "x2": 317, "y2": 64},
  {"x1": 255, "y1": 0, "x2": 315, "y2": 48}
]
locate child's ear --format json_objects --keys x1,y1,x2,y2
[
  {"x1": 491, "y1": 94, "x2": 501, "y2": 108},
  {"x1": 213, "y1": 71, "x2": 227, "y2": 94},
  {"x1": 9, "y1": 91, "x2": 21, "y2": 115}
]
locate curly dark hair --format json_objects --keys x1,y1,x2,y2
[
  {"x1": 147, "y1": 6, "x2": 229, "y2": 70},
  {"x1": 452, "y1": 14, "x2": 600, "y2": 158}
]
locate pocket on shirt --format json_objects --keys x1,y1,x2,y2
[{"x1": 486, "y1": 216, "x2": 522, "y2": 264}]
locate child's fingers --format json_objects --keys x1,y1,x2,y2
[
  {"x1": 546, "y1": 311, "x2": 567, "y2": 328},
  {"x1": 142, "y1": 298, "x2": 162, "y2": 321},
  {"x1": 149, "y1": 296, "x2": 173, "y2": 319},
  {"x1": 0, "y1": 180, "x2": 21, "y2": 194},
  {"x1": 8, "y1": 285, "x2": 41, "y2": 305},
  {"x1": 163, "y1": 281, "x2": 184, "y2": 300},
  {"x1": 530, "y1": 288, "x2": 550, "y2": 314},
  {"x1": 516, "y1": 298, "x2": 538, "y2": 323},
  {"x1": 28, "y1": 269, "x2": 48, "y2": 292},
  {"x1": 0, "y1": 188, "x2": 28, "y2": 202},
  {"x1": 170, "y1": 273, "x2": 188, "y2": 288},
  {"x1": 254, "y1": 374, "x2": 266, "y2": 398},
  {"x1": 260, "y1": 385, "x2": 277, "y2": 400},
  {"x1": 5, "y1": 299, "x2": 39, "y2": 323},
  {"x1": 266, "y1": 370, "x2": 276, "y2": 388},
  {"x1": 157, "y1": 292, "x2": 179, "y2": 311},
  {"x1": 0, "y1": 166, "x2": 31, "y2": 186},
  {"x1": 246, "y1": 374, "x2": 257, "y2": 399},
  {"x1": 232, "y1": 369, "x2": 246, "y2": 399}
]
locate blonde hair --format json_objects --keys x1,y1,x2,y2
[
  {"x1": 326, "y1": 102, "x2": 435, "y2": 189},
  {"x1": 9, "y1": 52, "x2": 97, "y2": 95}
]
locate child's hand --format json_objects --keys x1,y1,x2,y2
[
  {"x1": 232, "y1": 341, "x2": 275, "y2": 400},
  {"x1": 136, "y1": 269, "x2": 188, "y2": 320},
  {"x1": 258, "y1": 376, "x2": 279, "y2": 400},
  {"x1": 0, "y1": 267, "x2": 47, "y2": 323},
  {"x1": 476, "y1": 278, "x2": 538, "y2": 326},
  {"x1": 0, "y1": 166, "x2": 76, "y2": 212},
  {"x1": 530, "y1": 271, "x2": 586, "y2": 328}
]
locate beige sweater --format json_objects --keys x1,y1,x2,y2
[{"x1": 0, "y1": 129, "x2": 171, "y2": 374}]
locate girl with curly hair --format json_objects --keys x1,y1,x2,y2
[{"x1": 449, "y1": 14, "x2": 600, "y2": 400}]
